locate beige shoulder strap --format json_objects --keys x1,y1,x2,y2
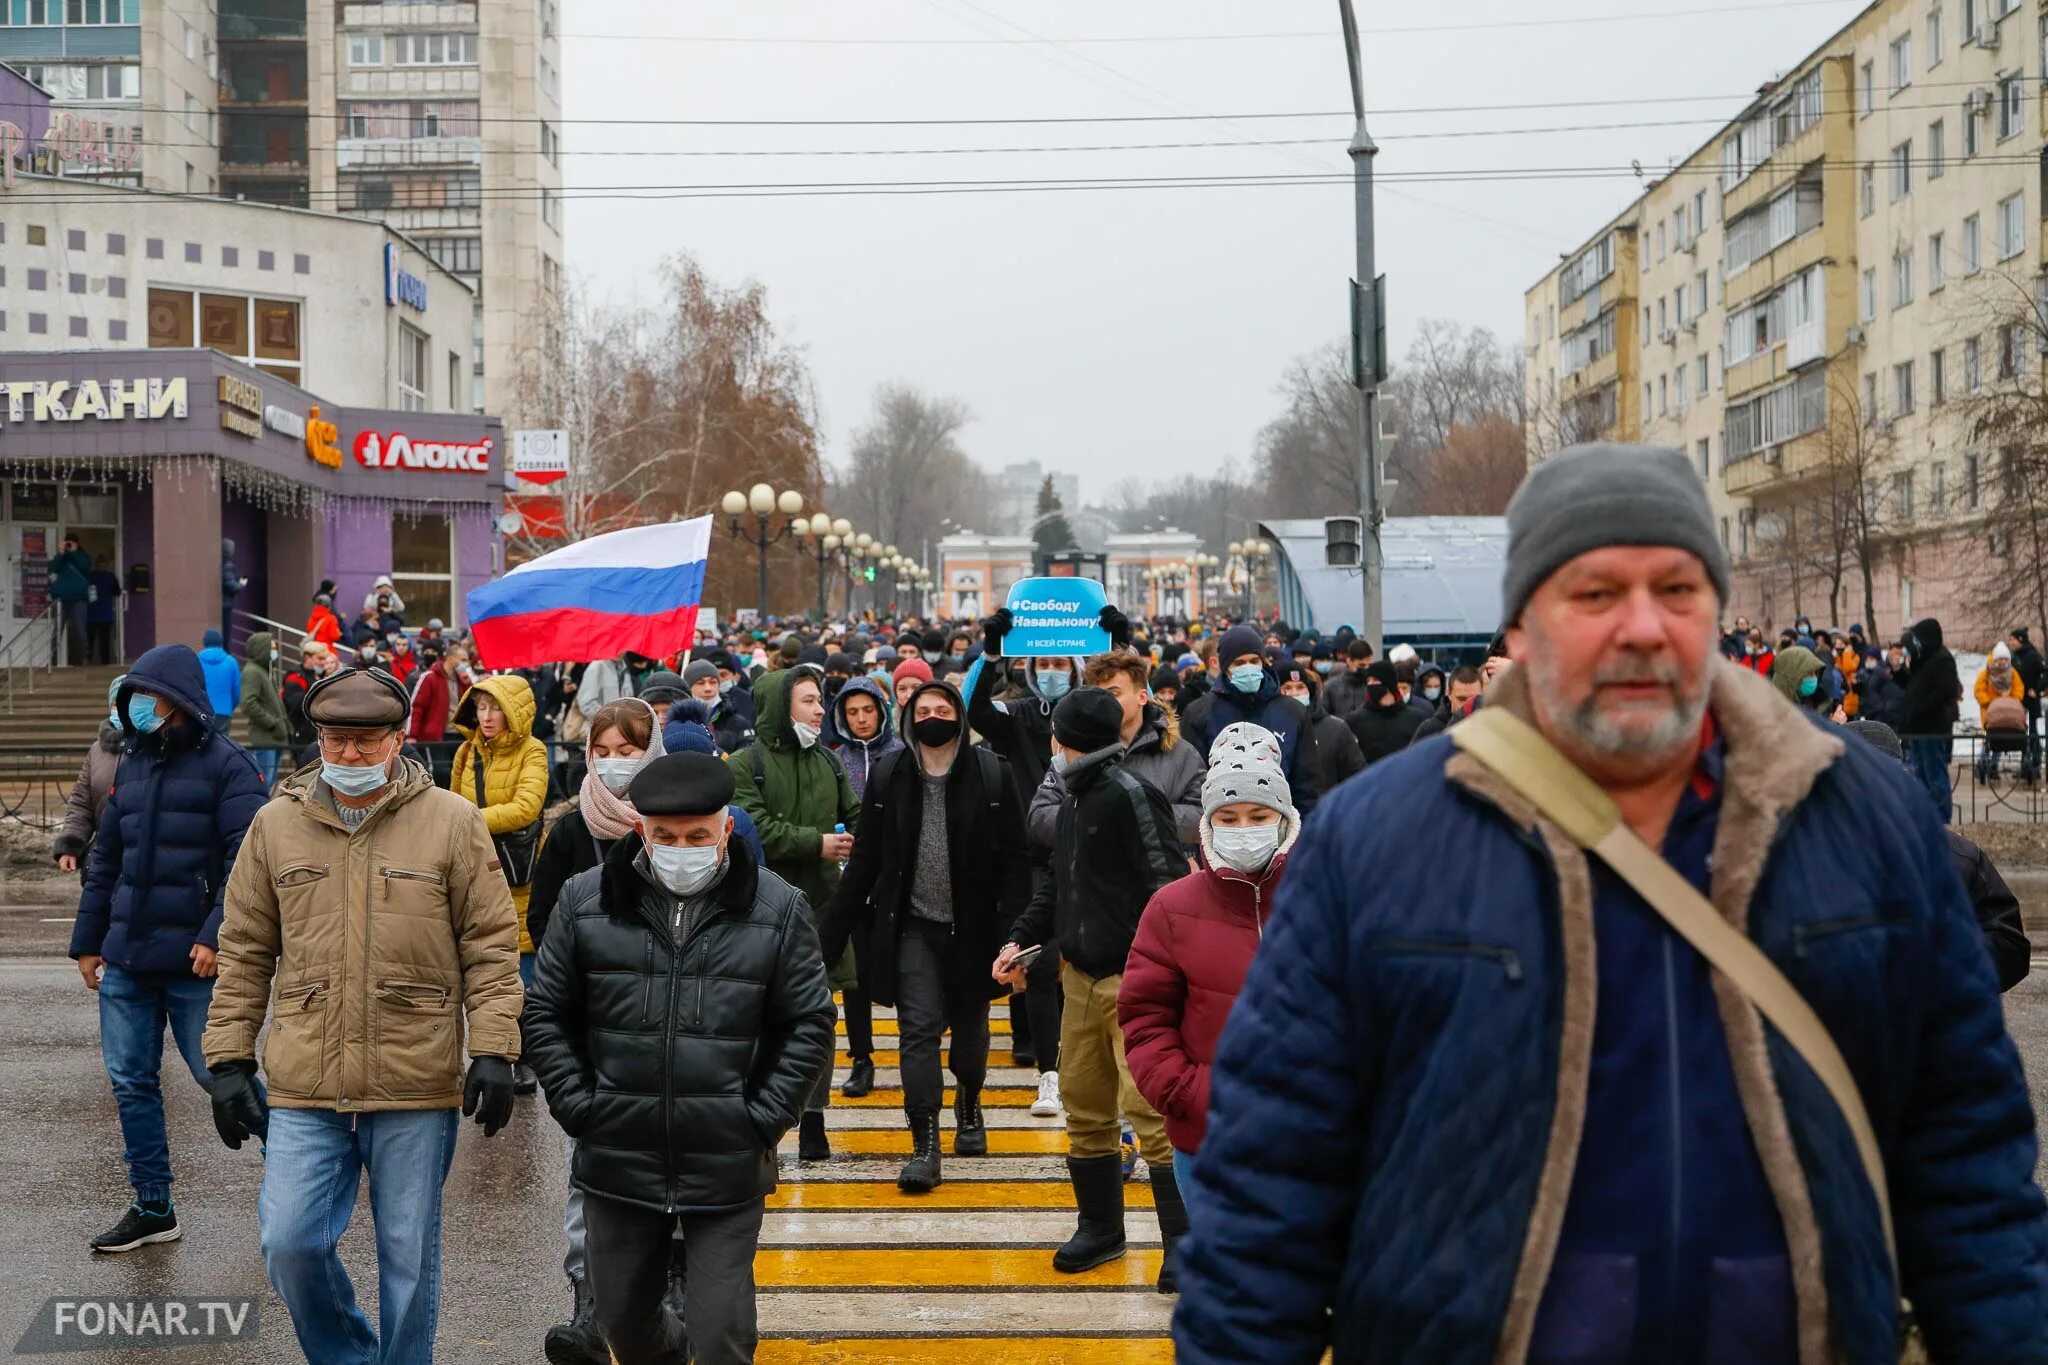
[{"x1": 1451, "y1": 706, "x2": 1897, "y2": 1278}]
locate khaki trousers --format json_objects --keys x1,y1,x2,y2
[{"x1": 1059, "y1": 962, "x2": 1172, "y2": 1165}]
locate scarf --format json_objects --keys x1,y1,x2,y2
[{"x1": 578, "y1": 698, "x2": 666, "y2": 841}]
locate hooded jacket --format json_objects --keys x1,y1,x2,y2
[
  {"x1": 1770, "y1": 644, "x2": 1828, "y2": 706},
  {"x1": 821, "y1": 687, "x2": 1031, "y2": 1008},
  {"x1": 450, "y1": 674, "x2": 551, "y2": 951},
  {"x1": 1120, "y1": 815, "x2": 1298, "y2": 1154},
  {"x1": 1181, "y1": 667, "x2": 1321, "y2": 814},
  {"x1": 1346, "y1": 674, "x2": 1427, "y2": 765},
  {"x1": 524, "y1": 834, "x2": 835, "y2": 1214},
  {"x1": 70, "y1": 645, "x2": 268, "y2": 971},
  {"x1": 827, "y1": 675, "x2": 903, "y2": 799},
  {"x1": 730, "y1": 668, "x2": 862, "y2": 915},
  {"x1": 1173, "y1": 661, "x2": 2048, "y2": 1363},
  {"x1": 202, "y1": 757, "x2": 523, "y2": 1110},
  {"x1": 197, "y1": 630, "x2": 243, "y2": 719},
  {"x1": 1007, "y1": 742, "x2": 1185, "y2": 980},
  {"x1": 53, "y1": 720, "x2": 123, "y2": 862},
  {"x1": 967, "y1": 655, "x2": 1062, "y2": 816},
  {"x1": 1027, "y1": 701, "x2": 1206, "y2": 848},
  {"x1": 1896, "y1": 617, "x2": 1961, "y2": 737},
  {"x1": 238, "y1": 632, "x2": 291, "y2": 749}
]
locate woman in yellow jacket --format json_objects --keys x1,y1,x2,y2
[{"x1": 451, "y1": 673, "x2": 550, "y2": 1091}]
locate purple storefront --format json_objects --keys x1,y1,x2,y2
[{"x1": 0, "y1": 349, "x2": 506, "y2": 660}]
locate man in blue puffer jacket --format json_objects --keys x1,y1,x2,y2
[
  {"x1": 69, "y1": 643, "x2": 268, "y2": 1257},
  {"x1": 1175, "y1": 444, "x2": 2048, "y2": 1364},
  {"x1": 1177, "y1": 624, "x2": 1319, "y2": 815}
]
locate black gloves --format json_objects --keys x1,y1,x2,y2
[
  {"x1": 209, "y1": 1061, "x2": 268, "y2": 1150},
  {"x1": 1100, "y1": 605, "x2": 1132, "y2": 651},
  {"x1": 462, "y1": 1056, "x2": 515, "y2": 1137},
  {"x1": 981, "y1": 608, "x2": 1013, "y2": 658}
]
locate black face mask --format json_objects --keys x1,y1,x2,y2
[
  {"x1": 823, "y1": 676, "x2": 846, "y2": 701},
  {"x1": 912, "y1": 716, "x2": 961, "y2": 749}
]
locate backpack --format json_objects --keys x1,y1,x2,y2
[
  {"x1": 862, "y1": 745, "x2": 1005, "y2": 828},
  {"x1": 749, "y1": 739, "x2": 849, "y2": 788}
]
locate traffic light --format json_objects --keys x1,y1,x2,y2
[{"x1": 863, "y1": 565, "x2": 877, "y2": 582}]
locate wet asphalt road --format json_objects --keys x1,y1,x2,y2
[{"x1": 5, "y1": 886, "x2": 2048, "y2": 1363}]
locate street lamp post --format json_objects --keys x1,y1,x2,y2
[
  {"x1": 1338, "y1": 0, "x2": 1386, "y2": 645},
  {"x1": 800, "y1": 514, "x2": 853, "y2": 620},
  {"x1": 721, "y1": 484, "x2": 806, "y2": 621},
  {"x1": 1229, "y1": 540, "x2": 1272, "y2": 621},
  {"x1": 1189, "y1": 552, "x2": 1219, "y2": 617}
]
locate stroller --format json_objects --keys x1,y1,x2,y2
[{"x1": 1976, "y1": 695, "x2": 2033, "y2": 783}]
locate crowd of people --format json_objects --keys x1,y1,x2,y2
[{"x1": 46, "y1": 440, "x2": 2048, "y2": 1363}]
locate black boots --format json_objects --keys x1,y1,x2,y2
[
  {"x1": 542, "y1": 1277, "x2": 606, "y2": 1365},
  {"x1": 797, "y1": 1111, "x2": 831, "y2": 1161},
  {"x1": 840, "y1": 1057, "x2": 876, "y2": 1098},
  {"x1": 953, "y1": 1089, "x2": 987, "y2": 1157},
  {"x1": 898, "y1": 1108, "x2": 942, "y2": 1193},
  {"x1": 1053, "y1": 1154, "x2": 1127, "y2": 1273},
  {"x1": 1150, "y1": 1162, "x2": 1191, "y2": 1295}
]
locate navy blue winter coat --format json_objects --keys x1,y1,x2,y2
[
  {"x1": 1180, "y1": 667, "x2": 1320, "y2": 813},
  {"x1": 70, "y1": 644, "x2": 268, "y2": 973},
  {"x1": 1174, "y1": 661, "x2": 2048, "y2": 1364}
]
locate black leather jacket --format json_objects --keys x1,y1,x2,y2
[{"x1": 524, "y1": 834, "x2": 835, "y2": 1214}]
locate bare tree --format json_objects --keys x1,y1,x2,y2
[
  {"x1": 1382, "y1": 319, "x2": 1523, "y2": 509},
  {"x1": 1252, "y1": 343, "x2": 1365, "y2": 519},
  {"x1": 1753, "y1": 361, "x2": 1889, "y2": 633},
  {"x1": 1960, "y1": 270, "x2": 2048, "y2": 639},
  {"x1": 1408, "y1": 414, "x2": 1527, "y2": 516},
  {"x1": 828, "y1": 385, "x2": 989, "y2": 555}
]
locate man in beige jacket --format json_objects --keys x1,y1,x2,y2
[{"x1": 203, "y1": 667, "x2": 523, "y2": 1365}]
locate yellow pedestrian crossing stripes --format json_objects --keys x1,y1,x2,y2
[
  {"x1": 768, "y1": 1181, "x2": 1157, "y2": 1211},
  {"x1": 757, "y1": 1247, "x2": 1163, "y2": 1288},
  {"x1": 781, "y1": 1128, "x2": 1069, "y2": 1157}
]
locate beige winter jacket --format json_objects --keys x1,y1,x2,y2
[{"x1": 202, "y1": 757, "x2": 523, "y2": 1111}]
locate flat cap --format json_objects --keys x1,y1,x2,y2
[
  {"x1": 629, "y1": 751, "x2": 736, "y2": 816},
  {"x1": 304, "y1": 667, "x2": 410, "y2": 728}
]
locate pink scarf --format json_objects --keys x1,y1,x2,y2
[{"x1": 578, "y1": 699, "x2": 664, "y2": 841}]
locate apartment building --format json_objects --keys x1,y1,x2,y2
[
  {"x1": 1525, "y1": 0, "x2": 2042, "y2": 642},
  {"x1": 0, "y1": 0, "x2": 563, "y2": 423}
]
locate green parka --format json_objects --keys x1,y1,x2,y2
[
  {"x1": 238, "y1": 632, "x2": 292, "y2": 749},
  {"x1": 731, "y1": 667, "x2": 861, "y2": 918}
]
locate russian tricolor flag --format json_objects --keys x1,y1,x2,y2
[{"x1": 467, "y1": 517, "x2": 710, "y2": 666}]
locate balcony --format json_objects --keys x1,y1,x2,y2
[
  {"x1": 1723, "y1": 430, "x2": 1827, "y2": 497},
  {"x1": 336, "y1": 136, "x2": 482, "y2": 169},
  {"x1": 219, "y1": 0, "x2": 305, "y2": 41}
]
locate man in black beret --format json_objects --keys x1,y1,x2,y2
[{"x1": 525, "y1": 752, "x2": 834, "y2": 1365}]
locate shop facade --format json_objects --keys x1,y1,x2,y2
[{"x1": 0, "y1": 347, "x2": 505, "y2": 661}]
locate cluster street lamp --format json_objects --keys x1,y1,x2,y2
[
  {"x1": 1188, "y1": 552, "x2": 1221, "y2": 616},
  {"x1": 1228, "y1": 539, "x2": 1274, "y2": 621},
  {"x1": 721, "y1": 484, "x2": 805, "y2": 620},
  {"x1": 798, "y1": 513, "x2": 855, "y2": 619},
  {"x1": 1146, "y1": 563, "x2": 1191, "y2": 618}
]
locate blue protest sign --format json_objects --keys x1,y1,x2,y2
[{"x1": 1004, "y1": 576, "x2": 1111, "y2": 657}]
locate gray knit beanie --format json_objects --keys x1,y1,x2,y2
[
  {"x1": 1202, "y1": 722, "x2": 1293, "y2": 822},
  {"x1": 1502, "y1": 443, "x2": 1730, "y2": 623}
]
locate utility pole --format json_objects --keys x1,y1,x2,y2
[{"x1": 1338, "y1": 0, "x2": 1385, "y2": 645}]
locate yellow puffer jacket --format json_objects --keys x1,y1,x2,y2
[{"x1": 450, "y1": 674, "x2": 551, "y2": 953}]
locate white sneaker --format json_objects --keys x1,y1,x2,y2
[{"x1": 1032, "y1": 1071, "x2": 1062, "y2": 1117}]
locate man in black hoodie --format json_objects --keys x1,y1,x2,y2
[
  {"x1": 1345, "y1": 660, "x2": 1426, "y2": 765},
  {"x1": 1895, "y1": 617, "x2": 1960, "y2": 820},
  {"x1": 2009, "y1": 627, "x2": 2046, "y2": 781}
]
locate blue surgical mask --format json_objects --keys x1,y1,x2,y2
[
  {"x1": 717, "y1": 678, "x2": 736, "y2": 696},
  {"x1": 1049, "y1": 751, "x2": 1071, "y2": 775},
  {"x1": 1797, "y1": 675, "x2": 1819, "y2": 699},
  {"x1": 1229, "y1": 664, "x2": 1265, "y2": 694},
  {"x1": 322, "y1": 760, "x2": 391, "y2": 797},
  {"x1": 1035, "y1": 669, "x2": 1072, "y2": 700},
  {"x1": 126, "y1": 695, "x2": 165, "y2": 734},
  {"x1": 1313, "y1": 661, "x2": 1334, "y2": 675}
]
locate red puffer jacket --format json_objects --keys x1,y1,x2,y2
[{"x1": 1118, "y1": 851, "x2": 1288, "y2": 1155}]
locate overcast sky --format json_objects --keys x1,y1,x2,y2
[{"x1": 561, "y1": 0, "x2": 1869, "y2": 502}]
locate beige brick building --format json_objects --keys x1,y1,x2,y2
[{"x1": 1526, "y1": 0, "x2": 2043, "y2": 647}]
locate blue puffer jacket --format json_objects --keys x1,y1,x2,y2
[
  {"x1": 1174, "y1": 661, "x2": 2048, "y2": 1365},
  {"x1": 70, "y1": 644, "x2": 269, "y2": 973},
  {"x1": 1181, "y1": 667, "x2": 1320, "y2": 813}
]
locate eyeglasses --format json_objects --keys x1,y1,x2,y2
[{"x1": 316, "y1": 731, "x2": 397, "y2": 758}]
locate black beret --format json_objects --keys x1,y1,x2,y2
[
  {"x1": 628, "y1": 752, "x2": 736, "y2": 816},
  {"x1": 304, "y1": 667, "x2": 409, "y2": 728}
]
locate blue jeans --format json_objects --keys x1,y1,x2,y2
[
  {"x1": 1908, "y1": 736, "x2": 1953, "y2": 823},
  {"x1": 519, "y1": 952, "x2": 536, "y2": 990},
  {"x1": 252, "y1": 746, "x2": 279, "y2": 787},
  {"x1": 98, "y1": 964, "x2": 214, "y2": 1205},
  {"x1": 260, "y1": 1107, "x2": 460, "y2": 1365}
]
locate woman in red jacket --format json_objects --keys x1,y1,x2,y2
[{"x1": 1118, "y1": 720, "x2": 1299, "y2": 1294}]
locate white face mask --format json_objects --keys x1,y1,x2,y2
[
  {"x1": 1211, "y1": 822, "x2": 1283, "y2": 874},
  {"x1": 593, "y1": 757, "x2": 641, "y2": 796},
  {"x1": 649, "y1": 841, "x2": 724, "y2": 897},
  {"x1": 792, "y1": 721, "x2": 821, "y2": 750}
]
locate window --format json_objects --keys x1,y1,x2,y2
[
  {"x1": 1674, "y1": 205, "x2": 1689, "y2": 248},
  {"x1": 1696, "y1": 439, "x2": 1710, "y2": 477},
  {"x1": 1963, "y1": 97, "x2": 1982, "y2": 158},
  {"x1": 1676, "y1": 366, "x2": 1689, "y2": 411},
  {"x1": 1931, "y1": 347, "x2": 1948, "y2": 404},
  {"x1": 1658, "y1": 375, "x2": 1668, "y2": 416},
  {"x1": 541, "y1": 186, "x2": 560, "y2": 229},
  {"x1": 1861, "y1": 163, "x2": 1876, "y2": 217},
  {"x1": 1893, "y1": 249, "x2": 1915, "y2": 308},
  {"x1": 538, "y1": 54, "x2": 558, "y2": 100},
  {"x1": 1694, "y1": 271, "x2": 1708, "y2": 318},
  {"x1": 540, "y1": 120, "x2": 559, "y2": 167},
  {"x1": 1739, "y1": 509, "x2": 1754, "y2": 557},
  {"x1": 1998, "y1": 73, "x2": 2025, "y2": 140},
  {"x1": 1998, "y1": 192, "x2": 2025, "y2": 259},
  {"x1": 1674, "y1": 287, "x2": 1688, "y2": 328},
  {"x1": 1558, "y1": 232, "x2": 1616, "y2": 303},
  {"x1": 1697, "y1": 354, "x2": 1710, "y2": 393},
  {"x1": 146, "y1": 288, "x2": 302, "y2": 383},
  {"x1": 340, "y1": 170, "x2": 481, "y2": 211},
  {"x1": 1658, "y1": 296, "x2": 1668, "y2": 335},
  {"x1": 449, "y1": 352, "x2": 462, "y2": 411},
  {"x1": 1929, "y1": 3, "x2": 1944, "y2": 62},
  {"x1": 1641, "y1": 306, "x2": 1651, "y2": 347},
  {"x1": 1929, "y1": 231, "x2": 1947, "y2": 290},
  {"x1": 1963, "y1": 0, "x2": 1979, "y2": 36},
  {"x1": 423, "y1": 236, "x2": 481, "y2": 274},
  {"x1": 391, "y1": 514, "x2": 454, "y2": 628},
  {"x1": 1928, "y1": 120, "x2": 1945, "y2": 177},
  {"x1": 1894, "y1": 360, "x2": 1916, "y2": 414},
  {"x1": 1656, "y1": 222, "x2": 1667, "y2": 262},
  {"x1": 1694, "y1": 189, "x2": 1708, "y2": 231},
  {"x1": 1860, "y1": 61, "x2": 1875, "y2": 116},
  {"x1": 1861, "y1": 267, "x2": 1878, "y2": 321},
  {"x1": 347, "y1": 32, "x2": 383, "y2": 65},
  {"x1": 1931, "y1": 460, "x2": 1947, "y2": 513},
  {"x1": 1965, "y1": 451, "x2": 1981, "y2": 509},
  {"x1": 398, "y1": 323, "x2": 429, "y2": 410},
  {"x1": 62, "y1": 0, "x2": 128, "y2": 22},
  {"x1": 1895, "y1": 471, "x2": 1917, "y2": 522},
  {"x1": 1892, "y1": 140, "x2": 1913, "y2": 200},
  {"x1": 1863, "y1": 371, "x2": 1879, "y2": 419},
  {"x1": 392, "y1": 32, "x2": 475, "y2": 65},
  {"x1": 1965, "y1": 335, "x2": 1983, "y2": 390},
  {"x1": 1999, "y1": 322, "x2": 2022, "y2": 378},
  {"x1": 1890, "y1": 34, "x2": 1914, "y2": 93},
  {"x1": 1963, "y1": 213, "x2": 1981, "y2": 273},
  {"x1": 1643, "y1": 382, "x2": 1653, "y2": 416}
]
